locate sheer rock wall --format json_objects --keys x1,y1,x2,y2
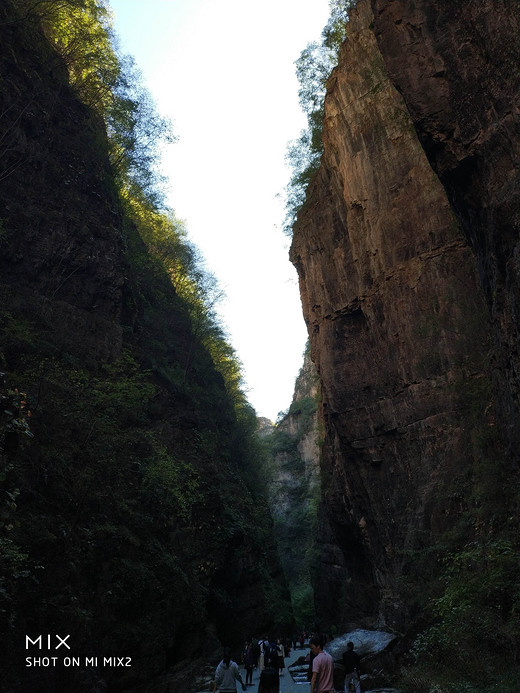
[
  {"x1": 290, "y1": 0, "x2": 520, "y2": 629},
  {"x1": 371, "y1": 0, "x2": 520, "y2": 458}
]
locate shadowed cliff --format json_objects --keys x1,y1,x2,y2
[
  {"x1": 263, "y1": 347, "x2": 321, "y2": 628},
  {"x1": 0, "y1": 2, "x2": 292, "y2": 691}
]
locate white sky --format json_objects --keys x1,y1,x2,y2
[{"x1": 108, "y1": 0, "x2": 331, "y2": 421}]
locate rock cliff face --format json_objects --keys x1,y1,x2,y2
[
  {"x1": 0, "y1": 4, "x2": 291, "y2": 690},
  {"x1": 291, "y1": 0, "x2": 520, "y2": 630},
  {"x1": 0, "y1": 7, "x2": 124, "y2": 362},
  {"x1": 266, "y1": 349, "x2": 320, "y2": 618},
  {"x1": 269, "y1": 352, "x2": 320, "y2": 556},
  {"x1": 371, "y1": 0, "x2": 520, "y2": 460}
]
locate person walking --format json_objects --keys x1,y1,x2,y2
[
  {"x1": 212, "y1": 648, "x2": 247, "y2": 693},
  {"x1": 276, "y1": 638, "x2": 285, "y2": 676},
  {"x1": 259, "y1": 638, "x2": 279, "y2": 693},
  {"x1": 258, "y1": 636, "x2": 267, "y2": 672},
  {"x1": 243, "y1": 641, "x2": 256, "y2": 686},
  {"x1": 309, "y1": 636, "x2": 334, "y2": 693},
  {"x1": 342, "y1": 641, "x2": 361, "y2": 693}
]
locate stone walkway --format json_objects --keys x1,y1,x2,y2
[
  {"x1": 238, "y1": 649, "x2": 309, "y2": 693},
  {"x1": 237, "y1": 653, "x2": 398, "y2": 693}
]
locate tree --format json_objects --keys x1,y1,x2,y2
[
  {"x1": 284, "y1": 1, "x2": 353, "y2": 233},
  {"x1": 34, "y1": 0, "x2": 174, "y2": 205}
]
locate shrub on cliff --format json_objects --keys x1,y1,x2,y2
[{"x1": 401, "y1": 430, "x2": 520, "y2": 693}]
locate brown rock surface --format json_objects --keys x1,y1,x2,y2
[
  {"x1": 290, "y1": 0, "x2": 502, "y2": 628},
  {"x1": 371, "y1": 0, "x2": 520, "y2": 458}
]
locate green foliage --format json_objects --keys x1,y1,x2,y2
[
  {"x1": 38, "y1": 0, "x2": 118, "y2": 107},
  {"x1": 0, "y1": 381, "x2": 33, "y2": 452},
  {"x1": 410, "y1": 540, "x2": 520, "y2": 678},
  {"x1": 34, "y1": 0, "x2": 174, "y2": 203},
  {"x1": 0, "y1": 327, "x2": 282, "y2": 685},
  {"x1": 0, "y1": 373, "x2": 34, "y2": 641},
  {"x1": 288, "y1": 396, "x2": 318, "y2": 432},
  {"x1": 121, "y1": 183, "x2": 249, "y2": 411},
  {"x1": 0, "y1": 374, "x2": 33, "y2": 547},
  {"x1": 33, "y1": 0, "x2": 248, "y2": 420},
  {"x1": 284, "y1": 0, "x2": 353, "y2": 233},
  {"x1": 143, "y1": 446, "x2": 200, "y2": 521},
  {"x1": 291, "y1": 581, "x2": 316, "y2": 627},
  {"x1": 0, "y1": 538, "x2": 32, "y2": 628},
  {"x1": 400, "y1": 417, "x2": 520, "y2": 691}
]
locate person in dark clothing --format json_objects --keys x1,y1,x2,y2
[
  {"x1": 258, "y1": 638, "x2": 279, "y2": 693},
  {"x1": 251, "y1": 639, "x2": 261, "y2": 667},
  {"x1": 276, "y1": 638, "x2": 285, "y2": 675},
  {"x1": 342, "y1": 641, "x2": 361, "y2": 693},
  {"x1": 243, "y1": 641, "x2": 256, "y2": 686}
]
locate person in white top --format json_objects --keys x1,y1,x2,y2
[{"x1": 212, "y1": 648, "x2": 247, "y2": 693}]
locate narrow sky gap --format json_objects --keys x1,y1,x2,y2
[{"x1": 108, "y1": 0, "x2": 331, "y2": 421}]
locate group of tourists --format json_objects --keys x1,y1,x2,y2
[
  {"x1": 291, "y1": 631, "x2": 310, "y2": 649},
  {"x1": 241, "y1": 636, "x2": 290, "y2": 677},
  {"x1": 212, "y1": 636, "x2": 287, "y2": 693},
  {"x1": 309, "y1": 637, "x2": 361, "y2": 693},
  {"x1": 211, "y1": 635, "x2": 362, "y2": 693}
]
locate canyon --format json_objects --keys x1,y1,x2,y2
[{"x1": 2, "y1": 0, "x2": 520, "y2": 690}]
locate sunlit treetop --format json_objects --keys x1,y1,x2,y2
[{"x1": 284, "y1": 0, "x2": 353, "y2": 234}]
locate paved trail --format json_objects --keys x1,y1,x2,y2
[
  {"x1": 238, "y1": 654, "x2": 399, "y2": 693},
  {"x1": 239, "y1": 649, "x2": 309, "y2": 693}
]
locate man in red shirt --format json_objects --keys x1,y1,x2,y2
[{"x1": 309, "y1": 636, "x2": 334, "y2": 693}]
